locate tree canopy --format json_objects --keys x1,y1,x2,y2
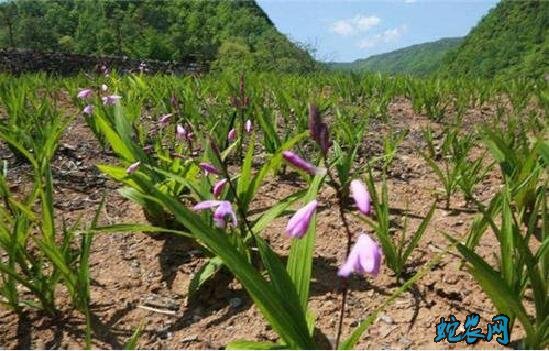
[
  {"x1": 441, "y1": 0, "x2": 548, "y2": 79},
  {"x1": 0, "y1": 0, "x2": 318, "y2": 73}
]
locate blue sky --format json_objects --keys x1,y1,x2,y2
[{"x1": 257, "y1": 0, "x2": 499, "y2": 62}]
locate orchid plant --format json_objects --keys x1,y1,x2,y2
[{"x1": 94, "y1": 88, "x2": 437, "y2": 349}]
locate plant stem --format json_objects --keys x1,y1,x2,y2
[
  {"x1": 210, "y1": 139, "x2": 255, "y2": 238},
  {"x1": 324, "y1": 159, "x2": 354, "y2": 350}
]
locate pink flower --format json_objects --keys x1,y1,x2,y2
[
  {"x1": 286, "y1": 200, "x2": 318, "y2": 239},
  {"x1": 350, "y1": 179, "x2": 371, "y2": 216},
  {"x1": 282, "y1": 151, "x2": 326, "y2": 176},
  {"x1": 158, "y1": 113, "x2": 172, "y2": 127},
  {"x1": 228, "y1": 128, "x2": 237, "y2": 141},
  {"x1": 193, "y1": 200, "x2": 237, "y2": 228},
  {"x1": 199, "y1": 162, "x2": 219, "y2": 175},
  {"x1": 83, "y1": 105, "x2": 93, "y2": 115},
  {"x1": 176, "y1": 124, "x2": 187, "y2": 140},
  {"x1": 213, "y1": 178, "x2": 228, "y2": 197},
  {"x1": 102, "y1": 95, "x2": 121, "y2": 105},
  {"x1": 245, "y1": 119, "x2": 252, "y2": 133},
  {"x1": 338, "y1": 233, "x2": 382, "y2": 277},
  {"x1": 127, "y1": 161, "x2": 141, "y2": 174},
  {"x1": 77, "y1": 89, "x2": 93, "y2": 99}
]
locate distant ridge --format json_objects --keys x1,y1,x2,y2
[{"x1": 330, "y1": 37, "x2": 463, "y2": 76}]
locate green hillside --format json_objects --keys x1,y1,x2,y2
[
  {"x1": 442, "y1": 0, "x2": 548, "y2": 79},
  {"x1": 0, "y1": 0, "x2": 317, "y2": 73},
  {"x1": 332, "y1": 37, "x2": 462, "y2": 76}
]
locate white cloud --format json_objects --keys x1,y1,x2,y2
[
  {"x1": 357, "y1": 25, "x2": 407, "y2": 49},
  {"x1": 330, "y1": 20, "x2": 355, "y2": 36},
  {"x1": 329, "y1": 15, "x2": 381, "y2": 36},
  {"x1": 354, "y1": 15, "x2": 381, "y2": 31}
]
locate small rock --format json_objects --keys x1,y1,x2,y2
[
  {"x1": 229, "y1": 297, "x2": 242, "y2": 308},
  {"x1": 443, "y1": 275, "x2": 459, "y2": 285},
  {"x1": 34, "y1": 340, "x2": 46, "y2": 349},
  {"x1": 379, "y1": 314, "x2": 394, "y2": 325},
  {"x1": 398, "y1": 337, "x2": 413, "y2": 349},
  {"x1": 143, "y1": 294, "x2": 179, "y2": 311}
]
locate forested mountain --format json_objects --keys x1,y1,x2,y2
[
  {"x1": 332, "y1": 0, "x2": 547, "y2": 79},
  {"x1": 442, "y1": 0, "x2": 548, "y2": 79},
  {"x1": 0, "y1": 0, "x2": 317, "y2": 73},
  {"x1": 330, "y1": 37, "x2": 462, "y2": 76}
]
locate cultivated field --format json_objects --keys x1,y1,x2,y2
[{"x1": 0, "y1": 73, "x2": 547, "y2": 349}]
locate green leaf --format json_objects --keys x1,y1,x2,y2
[
  {"x1": 226, "y1": 340, "x2": 286, "y2": 350},
  {"x1": 124, "y1": 325, "x2": 143, "y2": 350},
  {"x1": 500, "y1": 191, "x2": 516, "y2": 289},
  {"x1": 40, "y1": 161, "x2": 56, "y2": 243},
  {"x1": 255, "y1": 235, "x2": 307, "y2": 319},
  {"x1": 456, "y1": 243, "x2": 535, "y2": 340},
  {"x1": 95, "y1": 113, "x2": 136, "y2": 162},
  {"x1": 402, "y1": 201, "x2": 436, "y2": 264},
  {"x1": 187, "y1": 256, "x2": 224, "y2": 303},
  {"x1": 251, "y1": 190, "x2": 306, "y2": 234},
  {"x1": 126, "y1": 173, "x2": 316, "y2": 349},
  {"x1": 237, "y1": 133, "x2": 256, "y2": 211}
]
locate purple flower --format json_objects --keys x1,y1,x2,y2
[
  {"x1": 83, "y1": 105, "x2": 94, "y2": 115},
  {"x1": 338, "y1": 233, "x2": 382, "y2": 277},
  {"x1": 77, "y1": 89, "x2": 93, "y2": 100},
  {"x1": 245, "y1": 119, "x2": 252, "y2": 133},
  {"x1": 282, "y1": 151, "x2": 326, "y2": 176},
  {"x1": 318, "y1": 123, "x2": 330, "y2": 155},
  {"x1": 158, "y1": 113, "x2": 172, "y2": 127},
  {"x1": 176, "y1": 124, "x2": 187, "y2": 141},
  {"x1": 228, "y1": 128, "x2": 236, "y2": 141},
  {"x1": 350, "y1": 179, "x2": 371, "y2": 216},
  {"x1": 127, "y1": 161, "x2": 141, "y2": 174},
  {"x1": 193, "y1": 200, "x2": 238, "y2": 228},
  {"x1": 102, "y1": 95, "x2": 121, "y2": 105},
  {"x1": 213, "y1": 178, "x2": 228, "y2": 198},
  {"x1": 286, "y1": 200, "x2": 318, "y2": 239},
  {"x1": 308, "y1": 104, "x2": 330, "y2": 155},
  {"x1": 308, "y1": 104, "x2": 321, "y2": 141},
  {"x1": 170, "y1": 95, "x2": 178, "y2": 109},
  {"x1": 199, "y1": 162, "x2": 219, "y2": 175}
]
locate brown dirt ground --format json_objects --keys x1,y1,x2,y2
[{"x1": 0, "y1": 97, "x2": 531, "y2": 349}]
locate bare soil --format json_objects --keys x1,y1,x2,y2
[{"x1": 0, "y1": 98, "x2": 526, "y2": 349}]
